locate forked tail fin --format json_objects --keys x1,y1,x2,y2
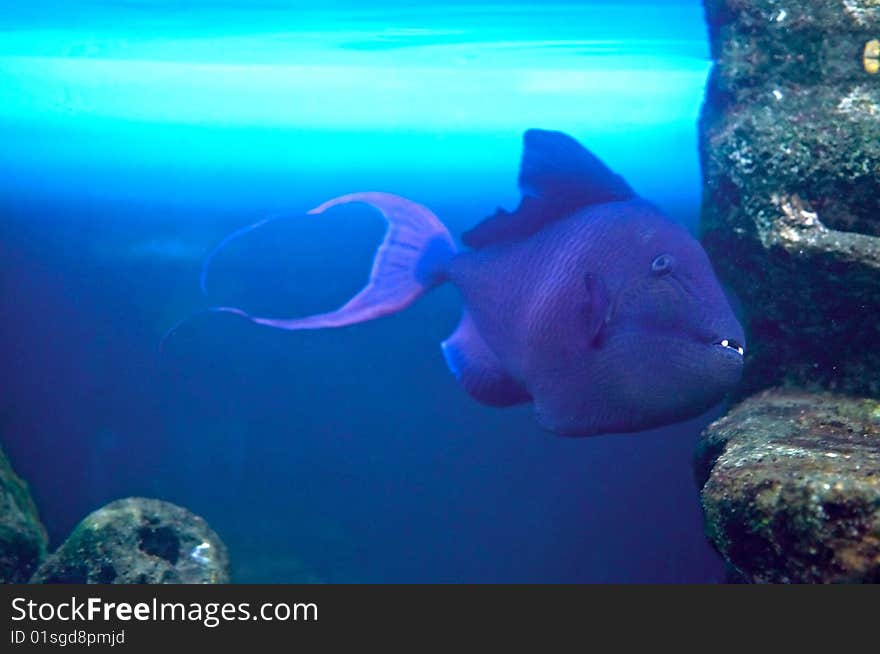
[{"x1": 208, "y1": 192, "x2": 457, "y2": 331}]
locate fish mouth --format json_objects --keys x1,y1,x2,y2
[{"x1": 713, "y1": 338, "x2": 745, "y2": 357}]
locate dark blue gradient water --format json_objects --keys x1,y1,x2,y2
[{"x1": 0, "y1": 1, "x2": 726, "y2": 582}]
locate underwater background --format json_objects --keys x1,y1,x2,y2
[{"x1": 0, "y1": 0, "x2": 728, "y2": 582}]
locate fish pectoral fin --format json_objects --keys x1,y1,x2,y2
[
  {"x1": 441, "y1": 311, "x2": 530, "y2": 407},
  {"x1": 583, "y1": 272, "x2": 611, "y2": 346}
]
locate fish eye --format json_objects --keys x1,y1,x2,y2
[{"x1": 651, "y1": 254, "x2": 674, "y2": 274}]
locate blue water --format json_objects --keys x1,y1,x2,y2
[{"x1": 0, "y1": 1, "x2": 726, "y2": 582}]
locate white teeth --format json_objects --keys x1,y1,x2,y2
[{"x1": 717, "y1": 339, "x2": 744, "y2": 356}]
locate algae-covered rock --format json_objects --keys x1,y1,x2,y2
[
  {"x1": 697, "y1": 390, "x2": 880, "y2": 583},
  {"x1": 31, "y1": 498, "x2": 230, "y2": 584},
  {"x1": 0, "y1": 445, "x2": 47, "y2": 583},
  {"x1": 703, "y1": 0, "x2": 880, "y2": 91},
  {"x1": 700, "y1": 0, "x2": 880, "y2": 397}
]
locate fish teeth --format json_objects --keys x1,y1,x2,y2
[{"x1": 716, "y1": 339, "x2": 744, "y2": 356}]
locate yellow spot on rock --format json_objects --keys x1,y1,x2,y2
[{"x1": 865, "y1": 39, "x2": 880, "y2": 74}]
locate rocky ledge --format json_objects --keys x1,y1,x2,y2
[
  {"x1": 700, "y1": 0, "x2": 880, "y2": 397},
  {"x1": 696, "y1": 389, "x2": 880, "y2": 583}
]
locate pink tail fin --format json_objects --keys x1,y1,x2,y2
[{"x1": 211, "y1": 192, "x2": 456, "y2": 331}]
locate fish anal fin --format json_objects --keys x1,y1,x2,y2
[{"x1": 441, "y1": 312, "x2": 529, "y2": 407}]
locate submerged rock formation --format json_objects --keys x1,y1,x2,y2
[
  {"x1": 697, "y1": 1, "x2": 880, "y2": 582},
  {"x1": 31, "y1": 497, "x2": 230, "y2": 584},
  {"x1": 0, "y1": 445, "x2": 47, "y2": 583},
  {"x1": 700, "y1": 0, "x2": 880, "y2": 397},
  {"x1": 696, "y1": 390, "x2": 880, "y2": 583}
]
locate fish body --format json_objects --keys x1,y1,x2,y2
[
  {"x1": 446, "y1": 196, "x2": 744, "y2": 434},
  {"x1": 201, "y1": 130, "x2": 745, "y2": 436}
]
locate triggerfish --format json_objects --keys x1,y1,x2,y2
[{"x1": 200, "y1": 130, "x2": 745, "y2": 436}]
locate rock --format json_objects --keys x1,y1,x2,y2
[
  {"x1": 0, "y1": 444, "x2": 48, "y2": 583},
  {"x1": 31, "y1": 498, "x2": 230, "y2": 584},
  {"x1": 700, "y1": 0, "x2": 880, "y2": 397},
  {"x1": 704, "y1": 0, "x2": 880, "y2": 91},
  {"x1": 696, "y1": 389, "x2": 880, "y2": 583}
]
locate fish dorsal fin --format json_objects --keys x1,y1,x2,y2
[{"x1": 462, "y1": 129, "x2": 636, "y2": 249}]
